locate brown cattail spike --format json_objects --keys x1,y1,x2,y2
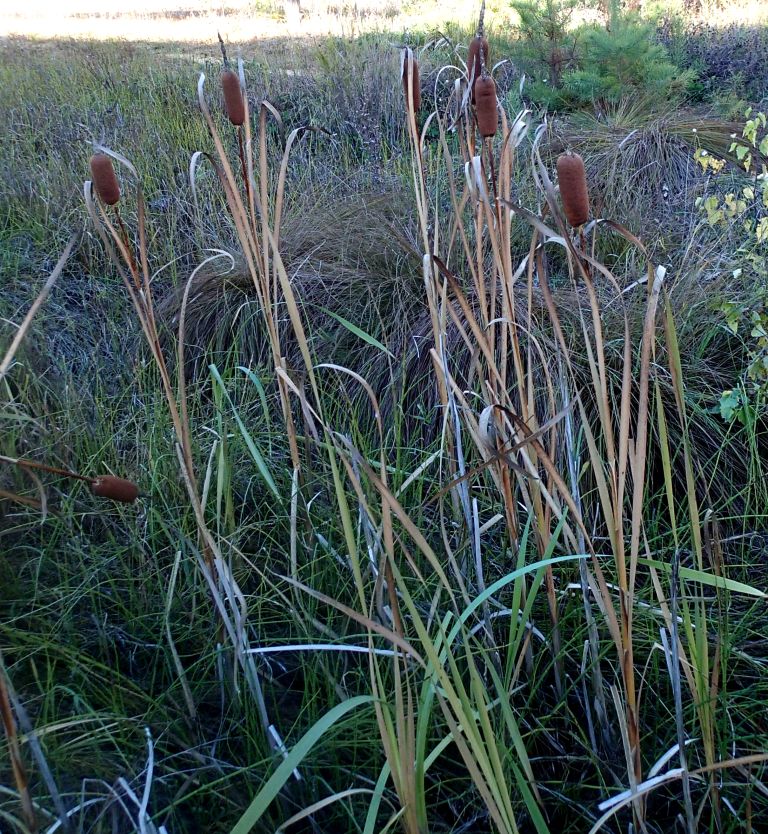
[
  {"x1": 90, "y1": 153, "x2": 120, "y2": 206},
  {"x1": 474, "y1": 76, "x2": 498, "y2": 138},
  {"x1": 468, "y1": 36, "x2": 489, "y2": 99},
  {"x1": 401, "y1": 48, "x2": 421, "y2": 115},
  {"x1": 556, "y1": 152, "x2": 590, "y2": 227},
  {"x1": 91, "y1": 475, "x2": 140, "y2": 503},
  {"x1": 221, "y1": 69, "x2": 245, "y2": 126}
]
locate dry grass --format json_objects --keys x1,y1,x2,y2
[{"x1": 550, "y1": 100, "x2": 743, "y2": 244}]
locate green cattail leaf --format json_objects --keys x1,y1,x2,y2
[
  {"x1": 639, "y1": 558, "x2": 766, "y2": 599},
  {"x1": 237, "y1": 366, "x2": 271, "y2": 425},
  {"x1": 319, "y1": 307, "x2": 394, "y2": 357},
  {"x1": 209, "y1": 364, "x2": 280, "y2": 500},
  {"x1": 362, "y1": 760, "x2": 393, "y2": 834},
  {"x1": 231, "y1": 695, "x2": 375, "y2": 834}
]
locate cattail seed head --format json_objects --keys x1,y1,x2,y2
[
  {"x1": 474, "y1": 76, "x2": 498, "y2": 138},
  {"x1": 467, "y1": 35, "x2": 489, "y2": 99},
  {"x1": 90, "y1": 153, "x2": 120, "y2": 206},
  {"x1": 401, "y1": 48, "x2": 421, "y2": 115},
  {"x1": 91, "y1": 475, "x2": 140, "y2": 503},
  {"x1": 556, "y1": 152, "x2": 590, "y2": 227},
  {"x1": 221, "y1": 69, "x2": 245, "y2": 126}
]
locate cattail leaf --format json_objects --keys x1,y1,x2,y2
[
  {"x1": 189, "y1": 150, "x2": 209, "y2": 219},
  {"x1": 318, "y1": 307, "x2": 394, "y2": 357},
  {"x1": 362, "y1": 761, "x2": 394, "y2": 834},
  {"x1": 0, "y1": 234, "x2": 77, "y2": 385},
  {"x1": 230, "y1": 695, "x2": 375, "y2": 834},
  {"x1": 237, "y1": 367, "x2": 271, "y2": 427},
  {"x1": 639, "y1": 558, "x2": 766, "y2": 599},
  {"x1": 401, "y1": 47, "x2": 421, "y2": 114},
  {"x1": 93, "y1": 144, "x2": 139, "y2": 180},
  {"x1": 275, "y1": 788, "x2": 378, "y2": 833},
  {"x1": 209, "y1": 364, "x2": 280, "y2": 500}
]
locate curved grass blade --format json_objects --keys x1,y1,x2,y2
[
  {"x1": 230, "y1": 695, "x2": 375, "y2": 834},
  {"x1": 319, "y1": 307, "x2": 394, "y2": 358},
  {"x1": 209, "y1": 364, "x2": 280, "y2": 500}
]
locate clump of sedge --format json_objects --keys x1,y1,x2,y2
[
  {"x1": 474, "y1": 76, "x2": 498, "y2": 138},
  {"x1": 556, "y1": 152, "x2": 590, "y2": 227},
  {"x1": 91, "y1": 475, "x2": 140, "y2": 503},
  {"x1": 221, "y1": 69, "x2": 245, "y2": 126},
  {"x1": 90, "y1": 153, "x2": 120, "y2": 205},
  {"x1": 401, "y1": 48, "x2": 421, "y2": 114}
]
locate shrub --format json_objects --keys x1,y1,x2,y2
[
  {"x1": 693, "y1": 109, "x2": 768, "y2": 420},
  {"x1": 657, "y1": 20, "x2": 768, "y2": 105}
]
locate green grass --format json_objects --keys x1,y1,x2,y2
[{"x1": 2, "y1": 10, "x2": 768, "y2": 834}]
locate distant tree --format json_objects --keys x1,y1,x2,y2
[
  {"x1": 511, "y1": 0, "x2": 692, "y2": 110},
  {"x1": 510, "y1": 0, "x2": 583, "y2": 89},
  {"x1": 563, "y1": 14, "x2": 691, "y2": 106}
]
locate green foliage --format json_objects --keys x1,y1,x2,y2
[
  {"x1": 512, "y1": 2, "x2": 693, "y2": 109},
  {"x1": 510, "y1": 0, "x2": 581, "y2": 83},
  {"x1": 694, "y1": 110, "x2": 768, "y2": 422},
  {"x1": 563, "y1": 15, "x2": 692, "y2": 105}
]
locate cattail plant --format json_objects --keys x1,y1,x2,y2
[
  {"x1": 474, "y1": 75, "x2": 498, "y2": 138},
  {"x1": 218, "y1": 36, "x2": 251, "y2": 210},
  {"x1": 0, "y1": 453, "x2": 140, "y2": 504},
  {"x1": 401, "y1": 47, "x2": 421, "y2": 115},
  {"x1": 89, "y1": 153, "x2": 120, "y2": 206},
  {"x1": 90, "y1": 475, "x2": 140, "y2": 503},
  {"x1": 221, "y1": 69, "x2": 245, "y2": 127},
  {"x1": 468, "y1": 0, "x2": 489, "y2": 101},
  {"x1": 88, "y1": 149, "x2": 141, "y2": 285},
  {"x1": 556, "y1": 151, "x2": 589, "y2": 227},
  {"x1": 467, "y1": 35, "x2": 489, "y2": 100}
]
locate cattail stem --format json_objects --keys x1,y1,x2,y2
[
  {"x1": 0, "y1": 663, "x2": 36, "y2": 834},
  {"x1": 0, "y1": 454, "x2": 140, "y2": 503},
  {"x1": 0, "y1": 453, "x2": 92, "y2": 483},
  {"x1": 484, "y1": 136, "x2": 499, "y2": 208},
  {"x1": 237, "y1": 127, "x2": 251, "y2": 210},
  {"x1": 218, "y1": 31, "x2": 230, "y2": 69},
  {"x1": 578, "y1": 228, "x2": 592, "y2": 279},
  {"x1": 115, "y1": 209, "x2": 141, "y2": 290}
]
